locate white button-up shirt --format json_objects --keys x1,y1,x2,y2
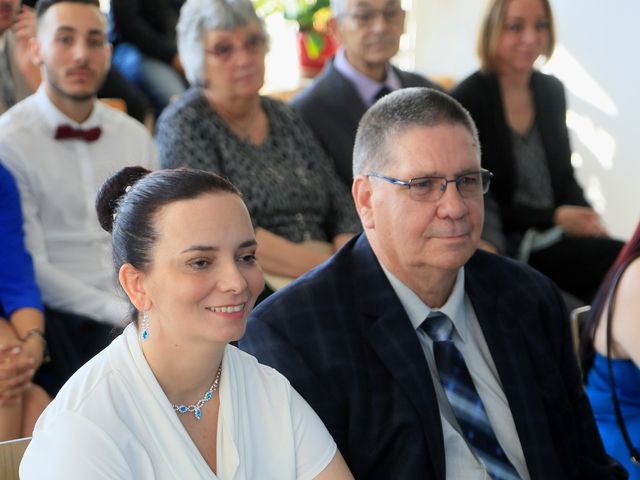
[
  {"x1": 381, "y1": 264, "x2": 531, "y2": 480},
  {"x1": 0, "y1": 86, "x2": 157, "y2": 325}
]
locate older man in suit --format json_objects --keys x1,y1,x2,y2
[
  {"x1": 241, "y1": 88, "x2": 626, "y2": 479},
  {"x1": 291, "y1": 0, "x2": 439, "y2": 188}
]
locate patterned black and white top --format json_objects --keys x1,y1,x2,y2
[{"x1": 156, "y1": 88, "x2": 360, "y2": 243}]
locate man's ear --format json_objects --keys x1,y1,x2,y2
[
  {"x1": 327, "y1": 17, "x2": 342, "y2": 46},
  {"x1": 119, "y1": 263, "x2": 151, "y2": 312},
  {"x1": 29, "y1": 37, "x2": 42, "y2": 66},
  {"x1": 353, "y1": 175, "x2": 375, "y2": 229}
]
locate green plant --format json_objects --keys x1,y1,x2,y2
[
  {"x1": 253, "y1": 0, "x2": 331, "y2": 32},
  {"x1": 252, "y1": 0, "x2": 334, "y2": 63}
]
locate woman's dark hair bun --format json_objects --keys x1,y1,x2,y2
[{"x1": 95, "y1": 166, "x2": 151, "y2": 233}]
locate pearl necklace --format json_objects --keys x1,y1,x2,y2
[{"x1": 173, "y1": 366, "x2": 222, "y2": 420}]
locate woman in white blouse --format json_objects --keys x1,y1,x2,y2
[{"x1": 20, "y1": 166, "x2": 353, "y2": 479}]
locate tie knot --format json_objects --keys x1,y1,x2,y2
[
  {"x1": 374, "y1": 86, "x2": 392, "y2": 102},
  {"x1": 420, "y1": 311, "x2": 453, "y2": 342}
]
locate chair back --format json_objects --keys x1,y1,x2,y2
[
  {"x1": 0, "y1": 437, "x2": 31, "y2": 480},
  {"x1": 570, "y1": 305, "x2": 591, "y2": 359}
]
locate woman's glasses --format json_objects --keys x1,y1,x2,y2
[{"x1": 204, "y1": 33, "x2": 267, "y2": 62}]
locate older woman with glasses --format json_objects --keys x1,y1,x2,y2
[
  {"x1": 157, "y1": 0, "x2": 359, "y2": 292},
  {"x1": 451, "y1": 0, "x2": 623, "y2": 304}
]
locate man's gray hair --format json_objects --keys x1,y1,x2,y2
[
  {"x1": 330, "y1": 0, "x2": 402, "y2": 20},
  {"x1": 177, "y1": 0, "x2": 266, "y2": 86},
  {"x1": 353, "y1": 87, "x2": 481, "y2": 177}
]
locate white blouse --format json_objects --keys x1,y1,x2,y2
[{"x1": 20, "y1": 325, "x2": 337, "y2": 479}]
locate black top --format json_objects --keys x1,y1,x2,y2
[
  {"x1": 451, "y1": 70, "x2": 589, "y2": 234},
  {"x1": 108, "y1": 0, "x2": 182, "y2": 64}
]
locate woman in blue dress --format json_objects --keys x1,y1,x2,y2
[
  {"x1": 0, "y1": 163, "x2": 50, "y2": 439},
  {"x1": 581, "y1": 220, "x2": 640, "y2": 478}
]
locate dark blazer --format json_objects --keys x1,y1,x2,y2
[
  {"x1": 241, "y1": 234, "x2": 626, "y2": 479},
  {"x1": 291, "y1": 59, "x2": 438, "y2": 187},
  {"x1": 451, "y1": 70, "x2": 589, "y2": 234}
]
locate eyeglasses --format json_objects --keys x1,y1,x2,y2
[
  {"x1": 341, "y1": 8, "x2": 405, "y2": 28},
  {"x1": 367, "y1": 169, "x2": 493, "y2": 202},
  {"x1": 204, "y1": 33, "x2": 267, "y2": 62}
]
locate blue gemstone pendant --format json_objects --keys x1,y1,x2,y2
[
  {"x1": 172, "y1": 365, "x2": 222, "y2": 421},
  {"x1": 141, "y1": 328, "x2": 149, "y2": 341}
]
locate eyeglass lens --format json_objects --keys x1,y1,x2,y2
[
  {"x1": 206, "y1": 34, "x2": 266, "y2": 61},
  {"x1": 409, "y1": 172, "x2": 491, "y2": 201},
  {"x1": 348, "y1": 8, "x2": 404, "y2": 28}
]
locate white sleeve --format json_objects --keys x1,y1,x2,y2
[
  {"x1": 289, "y1": 385, "x2": 338, "y2": 480},
  {"x1": 20, "y1": 411, "x2": 134, "y2": 480},
  {"x1": 2, "y1": 153, "x2": 129, "y2": 325}
]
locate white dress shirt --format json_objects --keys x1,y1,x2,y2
[
  {"x1": 380, "y1": 265, "x2": 531, "y2": 480},
  {"x1": 20, "y1": 325, "x2": 337, "y2": 479},
  {"x1": 0, "y1": 86, "x2": 157, "y2": 325}
]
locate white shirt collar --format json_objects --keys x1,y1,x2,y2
[
  {"x1": 34, "y1": 84, "x2": 102, "y2": 132},
  {"x1": 380, "y1": 263, "x2": 469, "y2": 343}
]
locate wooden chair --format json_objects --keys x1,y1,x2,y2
[{"x1": 0, "y1": 436, "x2": 31, "y2": 480}]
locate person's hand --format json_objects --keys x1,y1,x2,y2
[
  {"x1": 554, "y1": 205, "x2": 608, "y2": 237},
  {"x1": 0, "y1": 343, "x2": 36, "y2": 406},
  {"x1": 13, "y1": 6, "x2": 36, "y2": 48},
  {"x1": 21, "y1": 333, "x2": 45, "y2": 372},
  {"x1": 12, "y1": 5, "x2": 41, "y2": 90}
]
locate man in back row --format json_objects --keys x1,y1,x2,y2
[
  {"x1": 242, "y1": 88, "x2": 626, "y2": 479},
  {"x1": 292, "y1": 0, "x2": 439, "y2": 187},
  {"x1": 0, "y1": 0, "x2": 156, "y2": 394}
]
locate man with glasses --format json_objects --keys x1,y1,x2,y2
[
  {"x1": 242, "y1": 88, "x2": 625, "y2": 479},
  {"x1": 291, "y1": 0, "x2": 439, "y2": 188}
]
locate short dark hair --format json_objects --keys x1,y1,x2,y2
[
  {"x1": 95, "y1": 166, "x2": 242, "y2": 321},
  {"x1": 353, "y1": 87, "x2": 480, "y2": 177},
  {"x1": 36, "y1": 0, "x2": 100, "y2": 19}
]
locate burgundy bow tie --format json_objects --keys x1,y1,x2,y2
[{"x1": 54, "y1": 124, "x2": 102, "y2": 142}]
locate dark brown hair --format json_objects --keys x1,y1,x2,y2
[
  {"x1": 95, "y1": 166, "x2": 241, "y2": 320},
  {"x1": 36, "y1": 0, "x2": 100, "y2": 19}
]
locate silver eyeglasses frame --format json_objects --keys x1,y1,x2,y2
[{"x1": 366, "y1": 169, "x2": 493, "y2": 202}]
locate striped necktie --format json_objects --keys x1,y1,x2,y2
[{"x1": 421, "y1": 311, "x2": 521, "y2": 480}]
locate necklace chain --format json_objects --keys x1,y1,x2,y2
[{"x1": 172, "y1": 365, "x2": 222, "y2": 421}]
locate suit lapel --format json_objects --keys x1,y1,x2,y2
[
  {"x1": 465, "y1": 255, "x2": 562, "y2": 478},
  {"x1": 352, "y1": 235, "x2": 446, "y2": 479},
  {"x1": 320, "y1": 60, "x2": 368, "y2": 127}
]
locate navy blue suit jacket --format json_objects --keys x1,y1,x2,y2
[
  {"x1": 291, "y1": 59, "x2": 438, "y2": 187},
  {"x1": 241, "y1": 234, "x2": 625, "y2": 479}
]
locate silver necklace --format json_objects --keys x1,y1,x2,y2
[{"x1": 173, "y1": 366, "x2": 222, "y2": 420}]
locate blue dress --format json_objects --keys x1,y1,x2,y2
[
  {"x1": 0, "y1": 162, "x2": 43, "y2": 319},
  {"x1": 586, "y1": 352, "x2": 640, "y2": 479}
]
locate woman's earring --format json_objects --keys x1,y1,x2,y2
[{"x1": 141, "y1": 310, "x2": 150, "y2": 341}]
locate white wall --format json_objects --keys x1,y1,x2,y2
[{"x1": 412, "y1": 0, "x2": 639, "y2": 239}]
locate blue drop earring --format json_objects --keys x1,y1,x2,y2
[{"x1": 141, "y1": 310, "x2": 150, "y2": 341}]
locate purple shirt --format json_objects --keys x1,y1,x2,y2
[{"x1": 333, "y1": 48, "x2": 401, "y2": 107}]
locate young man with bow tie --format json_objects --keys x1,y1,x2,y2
[{"x1": 0, "y1": 0, "x2": 157, "y2": 395}]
